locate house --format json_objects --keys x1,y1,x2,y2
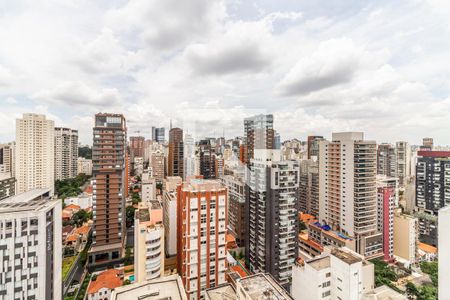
[
  {"x1": 418, "y1": 242, "x2": 437, "y2": 262},
  {"x1": 87, "y1": 269, "x2": 123, "y2": 300}
]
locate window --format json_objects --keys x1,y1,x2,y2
[{"x1": 322, "y1": 291, "x2": 330, "y2": 297}]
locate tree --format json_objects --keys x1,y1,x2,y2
[
  {"x1": 126, "y1": 206, "x2": 136, "y2": 228},
  {"x1": 124, "y1": 247, "x2": 133, "y2": 266},
  {"x1": 73, "y1": 210, "x2": 90, "y2": 227},
  {"x1": 78, "y1": 146, "x2": 92, "y2": 159},
  {"x1": 299, "y1": 221, "x2": 307, "y2": 231}
]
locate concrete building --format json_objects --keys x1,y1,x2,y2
[
  {"x1": 87, "y1": 269, "x2": 122, "y2": 300},
  {"x1": 299, "y1": 159, "x2": 320, "y2": 217},
  {"x1": 422, "y1": 137, "x2": 434, "y2": 150},
  {"x1": 291, "y1": 247, "x2": 374, "y2": 300},
  {"x1": 361, "y1": 285, "x2": 406, "y2": 300},
  {"x1": 111, "y1": 274, "x2": 187, "y2": 300},
  {"x1": 168, "y1": 128, "x2": 184, "y2": 177},
  {"x1": 395, "y1": 141, "x2": 411, "y2": 187},
  {"x1": 439, "y1": 206, "x2": 450, "y2": 299},
  {"x1": 163, "y1": 176, "x2": 182, "y2": 256},
  {"x1": 237, "y1": 273, "x2": 293, "y2": 300},
  {"x1": 152, "y1": 127, "x2": 166, "y2": 143},
  {"x1": 0, "y1": 173, "x2": 15, "y2": 200},
  {"x1": 134, "y1": 156, "x2": 144, "y2": 177},
  {"x1": 77, "y1": 157, "x2": 93, "y2": 175},
  {"x1": 246, "y1": 149, "x2": 299, "y2": 289},
  {"x1": 134, "y1": 201, "x2": 165, "y2": 282},
  {"x1": 64, "y1": 194, "x2": 93, "y2": 210},
  {"x1": 376, "y1": 176, "x2": 398, "y2": 261},
  {"x1": 199, "y1": 139, "x2": 216, "y2": 179},
  {"x1": 89, "y1": 113, "x2": 127, "y2": 266},
  {"x1": 377, "y1": 144, "x2": 396, "y2": 178},
  {"x1": 319, "y1": 132, "x2": 383, "y2": 259},
  {"x1": 0, "y1": 189, "x2": 62, "y2": 300},
  {"x1": 307, "y1": 135, "x2": 324, "y2": 159},
  {"x1": 393, "y1": 210, "x2": 417, "y2": 266},
  {"x1": 151, "y1": 149, "x2": 165, "y2": 183},
  {"x1": 0, "y1": 143, "x2": 14, "y2": 176},
  {"x1": 54, "y1": 127, "x2": 78, "y2": 180},
  {"x1": 15, "y1": 113, "x2": 55, "y2": 194},
  {"x1": 129, "y1": 136, "x2": 145, "y2": 160},
  {"x1": 415, "y1": 150, "x2": 450, "y2": 245},
  {"x1": 244, "y1": 114, "x2": 274, "y2": 164},
  {"x1": 221, "y1": 175, "x2": 245, "y2": 247},
  {"x1": 184, "y1": 133, "x2": 196, "y2": 179},
  {"x1": 141, "y1": 172, "x2": 157, "y2": 202},
  {"x1": 177, "y1": 179, "x2": 227, "y2": 300}
]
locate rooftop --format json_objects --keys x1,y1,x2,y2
[
  {"x1": 182, "y1": 179, "x2": 225, "y2": 192},
  {"x1": 418, "y1": 242, "x2": 437, "y2": 254},
  {"x1": 362, "y1": 285, "x2": 406, "y2": 300},
  {"x1": 0, "y1": 189, "x2": 56, "y2": 213},
  {"x1": 331, "y1": 248, "x2": 362, "y2": 264},
  {"x1": 111, "y1": 274, "x2": 187, "y2": 300},
  {"x1": 308, "y1": 256, "x2": 331, "y2": 271},
  {"x1": 87, "y1": 269, "x2": 122, "y2": 295},
  {"x1": 238, "y1": 273, "x2": 293, "y2": 300},
  {"x1": 206, "y1": 284, "x2": 237, "y2": 300}
]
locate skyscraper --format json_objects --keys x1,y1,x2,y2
[
  {"x1": 54, "y1": 127, "x2": 78, "y2": 181},
  {"x1": 168, "y1": 128, "x2": 184, "y2": 177},
  {"x1": 199, "y1": 139, "x2": 216, "y2": 179},
  {"x1": 422, "y1": 137, "x2": 434, "y2": 150},
  {"x1": 318, "y1": 132, "x2": 383, "y2": 258},
  {"x1": 244, "y1": 114, "x2": 274, "y2": 164},
  {"x1": 298, "y1": 159, "x2": 319, "y2": 217},
  {"x1": 89, "y1": 113, "x2": 127, "y2": 265},
  {"x1": 395, "y1": 141, "x2": 411, "y2": 186},
  {"x1": 0, "y1": 143, "x2": 14, "y2": 175},
  {"x1": 307, "y1": 135, "x2": 324, "y2": 159},
  {"x1": 150, "y1": 149, "x2": 165, "y2": 183},
  {"x1": 377, "y1": 143, "x2": 396, "y2": 178},
  {"x1": 152, "y1": 127, "x2": 165, "y2": 143},
  {"x1": 15, "y1": 113, "x2": 55, "y2": 194},
  {"x1": 0, "y1": 188, "x2": 62, "y2": 300},
  {"x1": 221, "y1": 174, "x2": 245, "y2": 246},
  {"x1": 176, "y1": 179, "x2": 228, "y2": 299},
  {"x1": 129, "y1": 136, "x2": 145, "y2": 160},
  {"x1": 184, "y1": 133, "x2": 196, "y2": 179}
]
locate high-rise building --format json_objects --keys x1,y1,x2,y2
[
  {"x1": 439, "y1": 206, "x2": 450, "y2": 299},
  {"x1": 244, "y1": 114, "x2": 274, "y2": 164},
  {"x1": 134, "y1": 201, "x2": 165, "y2": 282},
  {"x1": 141, "y1": 172, "x2": 156, "y2": 202},
  {"x1": 129, "y1": 136, "x2": 145, "y2": 160},
  {"x1": 393, "y1": 209, "x2": 417, "y2": 267},
  {"x1": 291, "y1": 247, "x2": 375, "y2": 300},
  {"x1": 150, "y1": 149, "x2": 165, "y2": 183},
  {"x1": 377, "y1": 143, "x2": 396, "y2": 178},
  {"x1": 422, "y1": 137, "x2": 434, "y2": 150},
  {"x1": 221, "y1": 175, "x2": 245, "y2": 246},
  {"x1": 77, "y1": 157, "x2": 93, "y2": 175},
  {"x1": 89, "y1": 113, "x2": 127, "y2": 265},
  {"x1": 152, "y1": 127, "x2": 165, "y2": 143},
  {"x1": 318, "y1": 132, "x2": 383, "y2": 258},
  {"x1": 246, "y1": 149, "x2": 299, "y2": 290},
  {"x1": 168, "y1": 128, "x2": 184, "y2": 177},
  {"x1": 0, "y1": 173, "x2": 16, "y2": 200},
  {"x1": 0, "y1": 188, "x2": 62, "y2": 300},
  {"x1": 15, "y1": 113, "x2": 55, "y2": 194},
  {"x1": 54, "y1": 127, "x2": 78, "y2": 181},
  {"x1": 163, "y1": 176, "x2": 182, "y2": 257},
  {"x1": 395, "y1": 141, "x2": 411, "y2": 187},
  {"x1": 184, "y1": 134, "x2": 196, "y2": 179},
  {"x1": 307, "y1": 136, "x2": 324, "y2": 159},
  {"x1": 298, "y1": 159, "x2": 319, "y2": 217},
  {"x1": 199, "y1": 139, "x2": 216, "y2": 179},
  {"x1": 415, "y1": 150, "x2": 450, "y2": 245},
  {"x1": 376, "y1": 176, "x2": 398, "y2": 261},
  {"x1": 177, "y1": 179, "x2": 227, "y2": 299},
  {"x1": 0, "y1": 143, "x2": 14, "y2": 175}
]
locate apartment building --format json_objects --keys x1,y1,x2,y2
[
  {"x1": 15, "y1": 113, "x2": 55, "y2": 194},
  {"x1": 439, "y1": 206, "x2": 450, "y2": 299},
  {"x1": 184, "y1": 134, "x2": 196, "y2": 179},
  {"x1": 0, "y1": 143, "x2": 14, "y2": 176},
  {"x1": 0, "y1": 173, "x2": 15, "y2": 200},
  {"x1": 177, "y1": 179, "x2": 227, "y2": 300},
  {"x1": 151, "y1": 149, "x2": 165, "y2": 183},
  {"x1": 221, "y1": 174, "x2": 245, "y2": 247},
  {"x1": 77, "y1": 157, "x2": 93, "y2": 176},
  {"x1": 236, "y1": 273, "x2": 294, "y2": 300},
  {"x1": 134, "y1": 201, "x2": 165, "y2": 282},
  {"x1": 141, "y1": 172, "x2": 157, "y2": 202},
  {"x1": 152, "y1": 127, "x2": 166, "y2": 143},
  {"x1": 89, "y1": 113, "x2": 127, "y2": 265},
  {"x1": 307, "y1": 136, "x2": 323, "y2": 159},
  {"x1": 0, "y1": 189, "x2": 62, "y2": 300},
  {"x1": 163, "y1": 176, "x2": 182, "y2": 256},
  {"x1": 246, "y1": 149, "x2": 299, "y2": 290},
  {"x1": 298, "y1": 159, "x2": 319, "y2": 217},
  {"x1": 54, "y1": 127, "x2": 78, "y2": 180},
  {"x1": 393, "y1": 209, "x2": 417, "y2": 267},
  {"x1": 168, "y1": 128, "x2": 184, "y2": 177},
  {"x1": 395, "y1": 141, "x2": 411, "y2": 187},
  {"x1": 318, "y1": 132, "x2": 383, "y2": 259},
  {"x1": 244, "y1": 114, "x2": 274, "y2": 164},
  {"x1": 129, "y1": 136, "x2": 145, "y2": 159},
  {"x1": 377, "y1": 143, "x2": 397, "y2": 178}
]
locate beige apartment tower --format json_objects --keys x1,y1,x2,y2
[
  {"x1": 15, "y1": 113, "x2": 55, "y2": 194},
  {"x1": 54, "y1": 127, "x2": 78, "y2": 180}
]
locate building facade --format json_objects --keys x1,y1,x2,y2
[
  {"x1": 395, "y1": 141, "x2": 411, "y2": 187},
  {"x1": 152, "y1": 127, "x2": 165, "y2": 143},
  {"x1": 377, "y1": 143, "x2": 397, "y2": 178},
  {"x1": 15, "y1": 113, "x2": 55, "y2": 194},
  {"x1": 54, "y1": 127, "x2": 78, "y2": 181},
  {"x1": 393, "y1": 209, "x2": 417, "y2": 266},
  {"x1": 0, "y1": 189, "x2": 62, "y2": 300},
  {"x1": 199, "y1": 139, "x2": 216, "y2": 179},
  {"x1": 177, "y1": 179, "x2": 227, "y2": 300},
  {"x1": 0, "y1": 174, "x2": 16, "y2": 200},
  {"x1": 221, "y1": 175, "x2": 245, "y2": 247},
  {"x1": 168, "y1": 128, "x2": 184, "y2": 177},
  {"x1": 244, "y1": 114, "x2": 274, "y2": 164},
  {"x1": 129, "y1": 136, "x2": 145, "y2": 160},
  {"x1": 184, "y1": 134, "x2": 196, "y2": 179},
  {"x1": 298, "y1": 159, "x2": 319, "y2": 217},
  {"x1": 163, "y1": 176, "x2": 182, "y2": 256},
  {"x1": 77, "y1": 157, "x2": 93, "y2": 175},
  {"x1": 89, "y1": 113, "x2": 127, "y2": 265}
]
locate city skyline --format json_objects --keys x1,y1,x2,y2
[{"x1": 1, "y1": 1, "x2": 450, "y2": 145}]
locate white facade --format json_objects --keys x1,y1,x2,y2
[
  {"x1": 439, "y1": 206, "x2": 450, "y2": 299},
  {"x1": 54, "y1": 127, "x2": 78, "y2": 180},
  {"x1": 141, "y1": 172, "x2": 156, "y2": 202},
  {"x1": 292, "y1": 247, "x2": 374, "y2": 300},
  {"x1": 15, "y1": 113, "x2": 55, "y2": 194},
  {"x1": 163, "y1": 191, "x2": 178, "y2": 256},
  {"x1": 64, "y1": 194, "x2": 93, "y2": 209},
  {"x1": 395, "y1": 141, "x2": 411, "y2": 187},
  {"x1": 0, "y1": 189, "x2": 62, "y2": 300},
  {"x1": 77, "y1": 157, "x2": 92, "y2": 175},
  {"x1": 134, "y1": 157, "x2": 144, "y2": 177},
  {"x1": 184, "y1": 134, "x2": 196, "y2": 179}
]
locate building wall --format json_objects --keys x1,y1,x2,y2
[
  {"x1": 393, "y1": 213, "x2": 417, "y2": 265},
  {"x1": 54, "y1": 127, "x2": 78, "y2": 180},
  {"x1": 439, "y1": 206, "x2": 450, "y2": 299},
  {"x1": 168, "y1": 128, "x2": 184, "y2": 177}
]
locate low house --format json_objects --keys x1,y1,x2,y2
[{"x1": 87, "y1": 269, "x2": 123, "y2": 300}]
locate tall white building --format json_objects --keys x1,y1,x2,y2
[
  {"x1": 54, "y1": 127, "x2": 78, "y2": 180},
  {"x1": 163, "y1": 176, "x2": 182, "y2": 256},
  {"x1": 77, "y1": 157, "x2": 92, "y2": 175},
  {"x1": 141, "y1": 171, "x2": 157, "y2": 202},
  {"x1": 395, "y1": 141, "x2": 411, "y2": 187},
  {"x1": 184, "y1": 133, "x2": 196, "y2": 179},
  {"x1": 0, "y1": 189, "x2": 62, "y2": 300},
  {"x1": 318, "y1": 132, "x2": 383, "y2": 258},
  {"x1": 134, "y1": 201, "x2": 165, "y2": 282},
  {"x1": 439, "y1": 206, "x2": 450, "y2": 299},
  {"x1": 291, "y1": 247, "x2": 375, "y2": 300},
  {"x1": 15, "y1": 113, "x2": 55, "y2": 194}
]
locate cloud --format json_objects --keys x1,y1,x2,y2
[{"x1": 0, "y1": 65, "x2": 13, "y2": 87}]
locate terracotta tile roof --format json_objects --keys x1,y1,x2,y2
[
  {"x1": 74, "y1": 225, "x2": 90, "y2": 235},
  {"x1": 66, "y1": 234, "x2": 77, "y2": 243},
  {"x1": 62, "y1": 225, "x2": 74, "y2": 235},
  {"x1": 62, "y1": 211, "x2": 72, "y2": 219},
  {"x1": 418, "y1": 242, "x2": 437, "y2": 254},
  {"x1": 231, "y1": 265, "x2": 248, "y2": 278},
  {"x1": 299, "y1": 212, "x2": 316, "y2": 223},
  {"x1": 87, "y1": 269, "x2": 122, "y2": 295},
  {"x1": 84, "y1": 185, "x2": 93, "y2": 194},
  {"x1": 226, "y1": 233, "x2": 236, "y2": 243},
  {"x1": 65, "y1": 204, "x2": 81, "y2": 211}
]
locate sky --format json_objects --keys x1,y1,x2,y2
[{"x1": 1, "y1": 0, "x2": 450, "y2": 145}]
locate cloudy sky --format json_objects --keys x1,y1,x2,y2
[{"x1": 1, "y1": 0, "x2": 450, "y2": 145}]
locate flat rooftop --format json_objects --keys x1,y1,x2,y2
[
  {"x1": 308, "y1": 256, "x2": 331, "y2": 271},
  {"x1": 238, "y1": 273, "x2": 293, "y2": 300},
  {"x1": 111, "y1": 274, "x2": 187, "y2": 300},
  {"x1": 182, "y1": 179, "x2": 225, "y2": 192},
  {"x1": 331, "y1": 248, "x2": 362, "y2": 264},
  {"x1": 0, "y1": 189, "x2": 55, "y2": 213},
  {"x1": 205, "y1": 284, "x2": 236, "y2": 300}
]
